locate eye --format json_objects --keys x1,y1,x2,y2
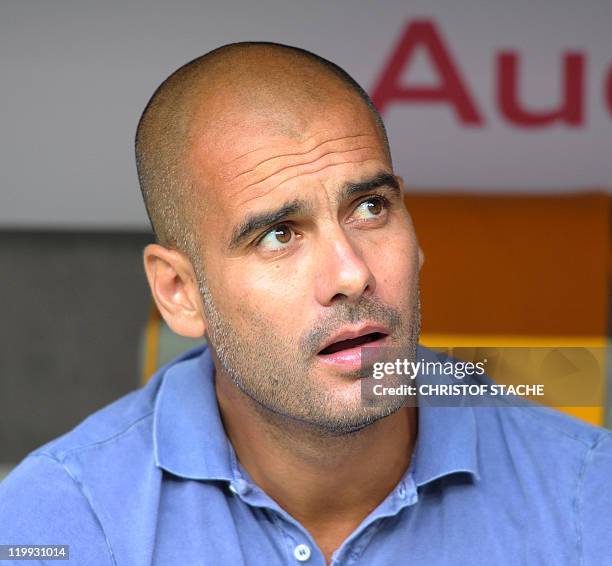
[
  {"x1": 257, "y1": 224, "x2": 294, "y2": 252},
  {"x1": 352, "y1": 195, "x2": 389, "y2": 221}
]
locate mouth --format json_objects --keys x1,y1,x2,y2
[
  {"x1": 316, "y1": 326, "x2": 390, "y2": 371},
  {"x1": 318, "y1": 331, "x2": 388, "y2": 355}
]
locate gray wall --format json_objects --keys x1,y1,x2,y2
[{"x1": 0, "y1": 230, "x2": 154, "y2": 463}]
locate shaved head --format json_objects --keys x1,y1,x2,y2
[
  {"x1": 140, "y1": 41, "x2": 422, "y2": 438},
  {"x1": 135, "y1": 42, "x2": 391, "y2": 270}
]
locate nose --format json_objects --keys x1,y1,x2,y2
[{"x1": 314, "y1": 226, "x2": 376, "y2": 306}]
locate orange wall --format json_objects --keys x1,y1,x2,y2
[{"x1": 405, "y1": 192, "x2": 609, "y2": 337}]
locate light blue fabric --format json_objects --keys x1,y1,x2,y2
[{"x1": 1, "y1": 343, "x2": 611, "y2": 565}]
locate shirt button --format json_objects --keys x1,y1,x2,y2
[
  {"x1": 293, "y1": 543, "x2": 311, "y2": 562},
  {"x1": 228, "y1": 478, "x2": 250, "y2": 495},
  {"x1": 398, "y1": 482, "x2": 407, "y2": 499}
]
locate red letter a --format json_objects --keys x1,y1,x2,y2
[{"x1": 372, "y1": 20, "x2": 483, "y2": 125}]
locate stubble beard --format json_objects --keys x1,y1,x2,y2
[{"x1": 196, "y1": 268, "x2": 421, "y2": 436}]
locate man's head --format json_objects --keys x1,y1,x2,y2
[
  {"x1": 135, "y1": 42, "x2": 391, "y2": 268},
  {"x1": 138, "y1": 42, "x2": 424, "y2": 434}
]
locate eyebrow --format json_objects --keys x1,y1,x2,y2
[
  {"x1": 227, "y1": 171, "x2": 400, "y2": 250},
  {"x1": 336, "y1": 172, "x2": 400, "y2": 204}
]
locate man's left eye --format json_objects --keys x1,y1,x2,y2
[{"x1": 352, "y1": 196, "x2": 388, "y2": 220}]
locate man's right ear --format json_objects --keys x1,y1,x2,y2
[{"x1": 142, "y1": 243, "x2": 206, "y2": 338}]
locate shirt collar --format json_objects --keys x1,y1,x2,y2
[
  {"x1": 153, "y1": 343, "x2": 480, "y2": 486},
  {"x1": 412, "y1": 344, "x2": 481, "y2": 486},
  {"x1": 154, "y1": 343, "x2": 234, "y2": 481}
]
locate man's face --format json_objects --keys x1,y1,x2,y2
[{"x1": 188, "y1": 96, "x2": 422, "y2": 434}]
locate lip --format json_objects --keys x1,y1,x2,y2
[{"x1": 316, "y1": 323, "x2": 390, "y2": 371}]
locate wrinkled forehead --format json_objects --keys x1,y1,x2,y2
[
  {"x1": 179, "y1": 95, "x2": 391, "y2": 262},
  {"x1": 192, "y1": 96, "x2": 387, "y2": 192}
]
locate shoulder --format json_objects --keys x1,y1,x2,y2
[
  {"x1": 26, "y1": 343, "x2": 207, "y2": 463},
  {"x1": 419, "y1": 344, "x2": 612, "y2": 559},
  {"x1": 0, "y1": 344, "x2": 208, "y2": 563},
  {"x1": 0, "y1": 453, "x2": 114, "y2": 565},
  {"x1": 574, "y1": 427, "x2": 612, "y2": 563},
  {"x1": 476, "y1": 396, "x2": 612, "y2": 563},
  {"x1": 31, "y1": 362, "x2": 163, "y2": 462},
  {"x1": 472, "y1": 381, "x2": 610, "y2": 473},
  {"x1": 493, "y1": 399, "x2": 609, "y2": 450},
  {"x1": 0, "y1": 373, "x2": 161, "y2": 565}
]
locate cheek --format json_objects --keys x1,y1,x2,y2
[
  {"x1": 368, "y1": 233, "x2": 420, "y2": 302},
  {"x1": 218, "y1": 261, "x2": 308, "y2": 327}
]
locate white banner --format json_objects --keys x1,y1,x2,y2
[{"x1": 1, "y1": 0, "x2": 610, "y2": 229}]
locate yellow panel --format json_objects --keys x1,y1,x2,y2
[{"x1": 421, "y1": 333, "x2": 607, "y2": 426}]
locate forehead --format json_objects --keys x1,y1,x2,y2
[
  {"x1": 185, "y1": 97, "x2": 390, "y2": 243},
  {"x1": 197, "y1": 97, "x2": 386, "y2": 185}
]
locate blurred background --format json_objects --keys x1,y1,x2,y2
[{"x1": 1, "y1": 0, "x2": 610, "y2": 480}]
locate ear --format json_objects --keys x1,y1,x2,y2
[{"x1": 143, "y1": 243, "x2": 206, "y2": 338}]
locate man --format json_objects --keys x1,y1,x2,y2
[{"x1": 1, "y1": 42, "x2": 611, "y2": 565}]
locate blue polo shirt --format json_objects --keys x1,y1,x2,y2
[{"x1": 1, "y1": 343, "x2": 611, "y2": 565}]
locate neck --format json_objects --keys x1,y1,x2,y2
[{"x1": 213, "y1": 363, "x2": 418, "y2": 556}]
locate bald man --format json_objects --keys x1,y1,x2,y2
[{"x1": 1, "y1": 42, "x2": 611, "y2": 566}]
